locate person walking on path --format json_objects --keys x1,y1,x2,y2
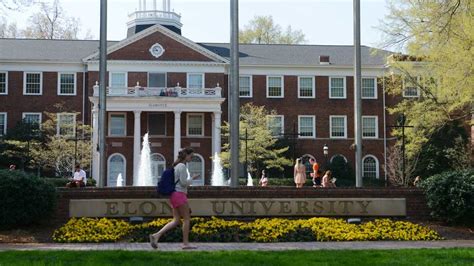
[
  {"x1": 294, "y1": 158, "x2": 306, "y2": 188},
  {"x1": 149, "y1": 147, "x2": 200, "y2": 250}
]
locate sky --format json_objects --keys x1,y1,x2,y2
[{"x1": 5, "y1": 0, "x2": 390, "y2": 48}]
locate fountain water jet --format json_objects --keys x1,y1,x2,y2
[
  {"x1": 116, "y1": 173, "x2": 124, "y2": 187},
  {"x1": 247, "y1": 172, "x2": 254, "y2": 186},
  {"x1": 211, "y1": 152, "x2": 226, "y2": 186},
  {"x1": 135, "y1": 133, "x2": 153, "y2": 186}
]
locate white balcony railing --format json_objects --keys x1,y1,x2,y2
[
  {"x1": 128, "y1": 10, "x2": 181, "y2": 22},
  {"x1": 92, "y1": 83, "x2": 222, "y2": 98}
]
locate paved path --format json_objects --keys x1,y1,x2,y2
[{"x1": 0, "y1": 241, "x2": 473, "y2": 252}]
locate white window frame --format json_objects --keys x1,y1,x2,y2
[
  {"x1": 362, "y1": 154, "x2": 380, "y2": 179},
  {"x1": 267, "y1": 115, "x2": 284, "y2": 137},
  {"x1": 23, "y1": 72, "x2": 43, "y2": 95},
  {"x1": 330, "y1": 115, "x2": 348, "y2": 139},
  {"x1": 56, "y1": 113, "x2": 76, "y2": 137},
  {"x1": 329, "y1": 76, "x2": 346, "y2": 99},
  {"x1": 22, "y1": 112, "x2": 42, "y2": 127},
  {"x1": 298, "y1": 76, "x2": 315, "y2": 99},
  {"x1": 188, "y1": 153, "x2": 205, "y2": 186},
  {"x1": 330, "y1": 154, "x2": 348, "y2": 164},
  {"x1": 108, "y1": 112, "x2": 127, "y2": 137},
  {"x1": 239, "y1": 75, "x2": 253, "y2": 98},
  {"x1": 151, "y1": 153, "x2": 166, "y2": 184},
  {"x1": 107, "y1": 153, "x2": 127, "y2": 187},
  {"x1": 362, "y1": 115, "x2": 378, "y2": 139},
  {"x1": 403, "y1": 77, "x2": 420, "y2": 98},
  {"x1": 186, "y1": 113, "x2": 204, "y2": 137},
  {"x1": 266, "y1": 75, "x2": 284, "y2": 98},
  {"x1": 186, "y1": 73, "x2": 205, "y2": 89},
  {"x1": 148, "y1": 72, "x2": 167, "y2": 88},
  {"x1": 0, "y1": 112, "x2": 7, "y2": 136},
  {"x1": 109, "y1": 72, "x2": 128, "y2": 88},
  {"x1": 361, "y1": 77, "x2": 377, "y2": 99},
  {"x1": 57, "y1": 72, "x2": 77, "y2": 96},
  {"x1": 0, "y1": 71, "x2": 8, "y2": 95},
  {"x1": 298, "y1": 115, "x2": 316, "y2": 139}
]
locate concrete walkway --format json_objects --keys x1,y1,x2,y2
[{"x1": 0, "y1": 241, "x2": 473, "y2": 252}]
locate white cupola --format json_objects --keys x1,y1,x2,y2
[{"x1": 127, "y1": 0, "x2": 182, "y2": 37}]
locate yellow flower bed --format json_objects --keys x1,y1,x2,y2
[{"x1": 52, "y1": 217, "x2": 442, "y2": 243}]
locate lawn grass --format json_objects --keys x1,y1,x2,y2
[{"x1": 0, "y1": 248, "x2": 472, "y2": 266}]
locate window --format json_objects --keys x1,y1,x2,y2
[
  {"x1": 267, "y1": 76, "x2": 284, "y2": 98},
  {"x1": 188, "y1": 154, "x2": 204, "y2": 186},
  {"x1": 57, "y1": 113, "x2": 76, "y2": 137},
  {"x1": 267, "y1": 115, "x2": 284, "y2": 137},
  {"x1": 187, "y1": 113, "x2": 204, "y2": 136},
  {"x1": 329, "y1": 77, "x2": 346, "y2": 98},
  {"x1": 148, "y1": 73, "x2": 166, "y2": 87},
  {"x1": 110, "y1": 72, "x2": 127, "y2": 87},
  {"x1": 58, "y1": 73, "x2": 76, "y2": 95},
  {"x1": 108, "y1": 153, "x2": 126, "y2": 187},
  {"x1": 187, "y1": 73, "x2": 204, "y2": 89},
  {"x1": 362, "y1": 77, "x2": 377, "y2": 99},
  {"x1": 330, "y1": 116, "x2": 347, "y2": 138},
  {"x1": 363, "y1": 155, "x2": 379, "y2": 179},
  {"x1": 22, "y1": 113, "x2": 42, "y2": 128},
  {"x1": 148, "y1": 113, "x2": 166, "y2": 136},
  {"x1": 239, "y1": 76, "x2": 252, "y2": 97},
  {"x1": 362, "y1": 116, "x2": 378, "y2": 138},
  {"x1": 298, "y1": 76, "x2": 315, "y2": 98},
  {"x1": 108, "y1": 113, "x2": 126, "y2": 136},
  {"x1": 0, "y1": 72, "x2": 7, "y2": 94},
  {"x1": 151, "y1": 153, "x2": 166, "y2": 185},
  {"x1": 298, "y1": 115, "x2": 315, "y2": 138},
  {"x1": 0, "y1": 113, "x2": 6, "y2": 136},
  {"x1": 403, "y1": 77, "x2": 420, "y2": 97},
  {"x1": 24, "y1": 72, "x2": 42, "y2": 95}
]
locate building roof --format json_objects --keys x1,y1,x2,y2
[
  {"x1": 0, "y1": 38, "x2": 118, "y2": 63},
  {"x1": 199, "y1": 43, "x2": 391, "y2": 66}
]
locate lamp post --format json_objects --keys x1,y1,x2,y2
[{"x1": 323, "y1": 144, "x2": 329, "y2": 171}]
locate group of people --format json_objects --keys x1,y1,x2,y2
[{"x1": 294, "y1": 158, "x2": 336, "y2": 188}]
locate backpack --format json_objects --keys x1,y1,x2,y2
[{"x1": 157, "y1": 168, "x2": 179, "y2": 196}]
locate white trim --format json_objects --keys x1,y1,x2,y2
[
  {"x1": 362, "y1": 115, "x2": 379, "y2": 139},
  {"x1": 330, "y1": 115, "x2": 348, "y2": 139},
  {"x1": 108, "y1": 112, "x2": 127, "y2": 137},
  {"x1": 330, "y1": 154, "x2": 348, "y2": 163},
  {"x1": 329, "y1": 76, "x2": 346, "y2": 99},
  {"x1": 147, "y1": 72, "x2": 167, "y2": 88},
  {"x1": 361, "y1": 77, "x2": 377, "y2": 99},
  {"x1": 186, "y1": 73, "x2": 205, "y2": 89},
  {"x1": 402, "y1": 77, "x2": 421, "y2": 98},
  {"x1": 267, "y1": 115, "x2": 284, "y2": 136},
  {"x1": 147, "y1": 112, "x2": 167, "y2": 136},
  {"x1": 298, "y1": 76, "x2": 315, "y2": 99},
  {"x1": 22, "y1": 112, "x2": 42, "y2": 126},
  {"x1": 239, "y1": 75, "x2": 253, "y2": 98},
  {"x1": 0, "y1": 71, "x2": 7, "y2": 95},
  {"x1": 23, "y1": 72, "x2": 43, "y2": 95},
  {"x1": 56, "y1": 113, "x2": 76, "y2": 136},
  {"x1": 298, "y1": 115, "x2": 316, "y2": 139},
  {"x1": 186, "y1": 113, "x2": 204, "y2": 137},
  {"x1": 0, "y1": 112, "x2": 6, "y2": 136},
  {"x1": 57, "y1": 72, "x2": 77, "y2": 96},
  {"x1": 188, "y1": 153, "x2": 205, "y2": 186},
  {"x1": 362, "y1": 154, "x2": 380, "y2": 179},
  {"x1": 107, "y1": 153, "x2": 127, "y2": 187},
  {"x1": 266, "y1": 75, "x2": 284, "y2": 98},
  {"x1": 109, "y1": 72, "x2": 128, "y2": 88}
]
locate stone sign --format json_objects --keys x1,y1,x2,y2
[{"x1": 69, "y1": 198, "x2": 406, "y2": 217}]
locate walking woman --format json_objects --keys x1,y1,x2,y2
[
  {"x1": 294, "y1": 158, "x2": 306, "y2": 188},
  {"x1": 150, "y1": 147, "x2": 200, "y2": 250}
]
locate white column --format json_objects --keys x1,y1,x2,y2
[
  {"x1": 138, "y1": 0, "x2": 142, "y2": 11},
  {"x1": 174, "y1": 110, "x2": 182, "y2": 160},
  {"x1": 92, "y1": 106, "x2": 100, "y2": 186},
  {"x1": 133, "y1": 110, "x2": 142, "y2": 185},
  {"x1": 212, "y1": 111, "x2": 222, "y2": 156},
  {"x1": 143, "y1": 0, "x2": 146, "y2": 10},
  {"x1": 153, "y1": 0, "x2": 157, "y2": 10},
  {"x1": 167, "y1": 0, "x2": 170, "y2": 11}
]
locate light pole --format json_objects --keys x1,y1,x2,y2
[
  {"x1": 323, "y1": 144, "x2": 329, "y2": 171},
  {"x1": 229, "y1": 0, "x2": 240, "y2": 187}
]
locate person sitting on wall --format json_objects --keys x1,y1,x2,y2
[
  {"x1": 66, "y1": 164, "x2": 87, "y2": 188},
  {"x1": 309, "y1": 158, "x2": 321, "y2": 188},
  {"x1": 9, "y1": 164, "x2": 16, "y2": 171},
  {"x1": 259, "y1": 169, "x2": 269, "y2": 187},
  {"x1": 321, "y1": 170, "x2": 336, "y2": 188}
]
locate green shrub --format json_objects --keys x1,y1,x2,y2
[
  {"x1": 44, "y1": 177, "x2": 96, "y2": 187},
  {"x1": 0, "y1": 170, "x2": 57, "y2": 229},
  {"x1": 420, "y1": 169, "x2": 474, "y2": 224}
]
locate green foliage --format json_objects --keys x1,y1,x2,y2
[
  {"x1": 43, "y1": 177, "x2": 96, "y2": 187},
  {"x1": 420, "y1": 169, "x2": 474, "y2": 224},
  {"x1": 0, "y1": 169, "x2": 57, "y2": 229},
  {"x1": 329, "y1": 155, "x2": 355, "y2": 187},
  {"x1": 239, "y1": 15, "x2": 306, "y2": 44}
]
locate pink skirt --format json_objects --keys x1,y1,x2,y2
[{"x1": 170, "y1": 191, "x2": 188, "y2": 209}]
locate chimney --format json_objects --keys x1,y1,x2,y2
[{"x1": 319, "y1": 55, "x2": 330, "y2": 65}]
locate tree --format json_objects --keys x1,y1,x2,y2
[
  {"x1": 386, "y1": 145, "x2": 418, "y2": 187},
  {"x1": 0, "y1": 17, "x2": 19, "y2": 37},
  {"x1": 0, "y1": 0, "x2": 33, "y2": 12},
  {"x1": 22, "y1": 0, "x2": 93, "y2": 39},
  {"x1": 220, "y1": 103, "x2": 292, "y2": 177},
  {"x1": 379, "y1": 0, "x2": 473, "y2": 161},
  {"x1": 239, "y1": 15, "x2": 306, "y2": 44}
]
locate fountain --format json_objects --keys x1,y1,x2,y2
[
  {"x1": 135, "y1": 133, "x2": 153, "y2": 186},
  {"x1": 116, "y1": 173, "x2": 123, "y2": 187},
  {"x1": 247, "y1": 172, "x2": 254, "y2": 186},
  {"x1": 211, "y1": 152, "x2": 226, "y2": 186}
]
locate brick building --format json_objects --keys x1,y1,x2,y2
[{"x1": 0, "y1": 1, "x2": 405, "y2": 186}]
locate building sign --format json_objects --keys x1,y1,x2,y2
[{"x1": 70, "y1": 198, "x2": 406, "y2": 217}]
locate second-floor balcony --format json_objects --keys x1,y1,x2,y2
[{"x1": 92, "y1": 83, "x2": 222, "y2": 98}]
